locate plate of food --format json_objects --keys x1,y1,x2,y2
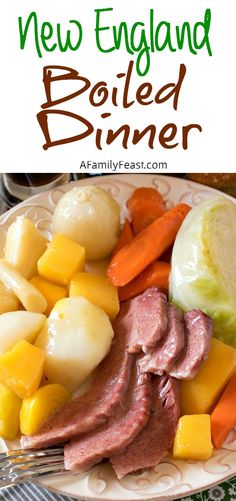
[{"x1": 0, "y1": 173, "x2": 235, "y2": 501}]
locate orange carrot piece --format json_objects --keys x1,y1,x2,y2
[
  {"x1": 118, "y1": 261, "x2": 170, "y2": 301},
  {"x1": 107, "y1": 203, "x2": 191, "y2": 286},
  {"x1": 127, "y1": 188, "x2": 166, "y2": 235},
  {"x1": 130, "y1": 200, "x2": 166, "y2": 235},
  {"x1": 112, "y1": 219, "x2": 133, "y2": 257},
  {"x1": 127, "y1": 187, "x2": 165, "y2": 211},
  {"x1": 211, "y1": 372, "x2": 236, "y2": 449}
]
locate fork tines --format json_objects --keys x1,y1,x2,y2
[{"x1": 0, "y1": 447, "x2": 65, "y2": 489}]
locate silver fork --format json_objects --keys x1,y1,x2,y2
[{"x1": 0, "y1": 447, "x2": 67, "y2": 489}]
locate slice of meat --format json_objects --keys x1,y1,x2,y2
[
  {"x1": 64, "y1": 362, "x2": 152, "y2": 472},
  {"x1": 139, "y1": 304, "x2": 184, "y2": 375},
  {"x1": 170, "y1": 309, "x2": 213, "y2": 380},
  {"x1": 128, "y1": 288, "x2": 168, "y2": 354},
  {"x1": 111, "y1": 375, "x2": 179, "y2": 479},
  {"x1": 21, "y1": 302, "x2": 134, "y2": 449}
]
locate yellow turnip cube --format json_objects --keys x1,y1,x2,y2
[
  {"x1": 173, "y1": 414, "x2": 213, "y2": 460},
  {"x1": 30, "y1": 276, "x2": 67, "y2": 316},
  {"x1": 0, "y1": 383, "x2": 22, "y2": 440},
  {"x1": 38, "y1": 234, "x2": 85, "y2": 286},
  {"x1": 69, "y1": 272, "x2": 119, "y2": 319},
  {"x1": 20, "y1": 383, "x2": 71, "y2": 435},
  {"x1": 0, "y1": 340, "x2": 45, "y2": 399},
  {"x1": 180, "y1": 338, "x2": 236, "y2": 415}
]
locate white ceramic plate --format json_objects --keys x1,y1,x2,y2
[{"x1": 0, "y1": 174, "x2": 236, "y2": 501}]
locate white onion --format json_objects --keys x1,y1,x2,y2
[{"x1": 52, "y1": 186, "x2": 120, "y2": 260}]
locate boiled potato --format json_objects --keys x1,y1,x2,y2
[
  {"x1": 0, "y1": 259, "x2": 47, "y2": 313},
  {"x1": 0, "y1": 311, "x2": 46, "y2": 354},
  {"x1": 5, "y1": 216, "x2": 47, "y2": 279},
  {"x1": 35, "y1": 297, "x2": 114, "y2": 391},
  {"x1": 0, "y1": 280, "x2": 19, "y2": 313},
  {"x1": 52, "y1": 186, "x2": 120, "y2": 260}
]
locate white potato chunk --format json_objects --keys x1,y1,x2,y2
[
  {"x1": 0, "y1": 259, "x2": 47, "y2": 313},
  {"x1": 35, "y1": 297, "x2": 114, "y2": 391},
  {"x1": 0, "y1": 311, "x2": 46, "y2": 354},
  {"x1": 5, "y1": 216, "x2": 47, "y2": 279},
  {"x1": 52, "y1": 186, "x2": 120, "y2": 260},
  {"x1": 0, "y1": 281, "x2": 19, "y2": 313}
]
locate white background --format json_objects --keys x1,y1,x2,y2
[{"x1": 0, "y1": 0, "x2": 235, "y2": 173}]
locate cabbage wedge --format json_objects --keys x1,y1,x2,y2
[{"x1": 170, "y1": 196, "x2": 236, "y2": 347}]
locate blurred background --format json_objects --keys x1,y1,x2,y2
[{"x1": 1, "y1": 173, "x2": 235, "y2": 214}]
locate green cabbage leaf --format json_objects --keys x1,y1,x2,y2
[{"x1": 169, "y1": 196, "x2": 236, "y2": 347}]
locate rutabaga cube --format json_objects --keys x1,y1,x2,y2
[
  {"x1": 180, "y1": 338, "x2": 236, "y2": 415},
  {"x1": 173, "y1": 414, "x2": 213, "y2": 460},
  {"x1": 30, "y1": 275, "x2": 67, "y2": 316},
  {"x1": 0, "y1": 383, "x2": 22, "y2": 440},
  {"x1": 20, "y1": 383, "x2": 71, "y2": 436},
  {"x1": 69, "y1": 272, "x2": 119, "y2": 319},
  {"x1": 38, "y1": 234, "x2": 85, "y2": 286},
  {"x1": 0, "y1": 340, "x2": 45, "y2": 399}
]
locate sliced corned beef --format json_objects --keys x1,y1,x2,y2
[
  {"x1": 170, "y1": 309, "x2": 212, "y2": 380},
  {"x1": 128, "y1": 288, "x2": 168, "y2": 354},
  {"x1": 139, "y1": 304, "x2": 184, "y2": 375},
  {"x1": 64, "y1": 361, "x2": 152, "y2": 472},
  {"x1": 111, "y1": 375, "x2": 179, "y2": 478},
  {"x1": 21, "y1": 302, "x2": 133, "y2": 449}
]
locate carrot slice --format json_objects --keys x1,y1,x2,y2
[
  {"x1": 211, "y1": 372, "x2": 236, "y2": 448},
  {"x1": 130, "y1": 200, "x2": 166, "y2": 235},
  {"x1": 127, "y1": 188, "x2": 166, "y2": 235},
  {"x1": 112, "y1": 219, "x2": 133, "y2": 257},
  {"x1": 107, "y1": 203, "x2": 191, "y2": 286},
  {"x1": 127, "y1": 187, "x2": 165, "y2": 211},
  {"x1": 118, "y1": 261, "x2": 170, "y2": 301}
]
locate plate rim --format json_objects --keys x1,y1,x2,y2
[
  {"x1": 0, "y1": 173, "x2": 235, "y2": 501},
  {"x1": 34, "y1": 468, "x2": 236, "y2": 501}
]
